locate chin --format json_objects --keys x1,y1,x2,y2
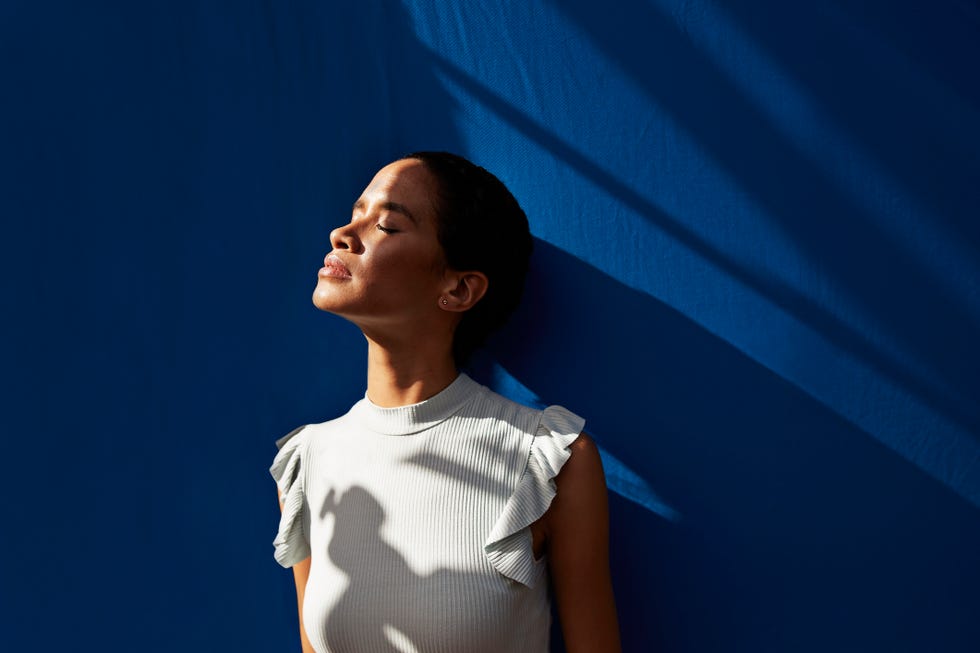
[
  {"x1": 312, "y1": 284, "x2": 358, "y2": 317},
  {"x1": 312, "y1": 285, "x2": 338, "y2": 312}
]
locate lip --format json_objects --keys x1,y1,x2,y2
[{"x1": 319, "y1": 253, "x2": 352, "y2": 279}]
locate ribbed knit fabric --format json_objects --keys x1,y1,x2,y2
[{"x1": 270, "y1": 373, "x2": 585, "y2": 653}]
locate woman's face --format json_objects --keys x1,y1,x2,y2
[{"x1": 312, "y1": 158, "x2": 449, "y2": 329}]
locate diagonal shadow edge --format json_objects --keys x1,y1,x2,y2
[
  {"x1": 498, "y1": 239, "x2": 980, "y2": 511},
  {"x1": 736, "y1": 0, "x2": 980, "y2": 253},
  {"x1": 540, "y1": 1, "x2": 980, "y2": 407},
  {"x1": 421, "y1": 47, "x2": 980, "y2": 449}
]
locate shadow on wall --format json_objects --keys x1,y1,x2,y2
[
  {"x1": 726, "y1": 0, "x2": 980, "y2": 250},
  {"x1": 543, "y1": 0, "x2": 980, "y2": 439},
  {"x1": 420, "y1": 32, "x2": 980, "y2": 514},
  {"x1": 481, "y1": 239, "x2": 980, "y2": 652}
]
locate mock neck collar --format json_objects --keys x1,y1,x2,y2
[{"x1": 350, "y1": 373, "x2": 481, "y2": 435}]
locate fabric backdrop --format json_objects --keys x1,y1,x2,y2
[{"x1": 2, "y1": 1, "x2": 978, "y2": 651}]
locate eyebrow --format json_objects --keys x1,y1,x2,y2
[{"x1": 352, "y1": 199, "x2": 418, "y2": 224}]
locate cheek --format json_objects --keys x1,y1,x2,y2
[
  {"x1": 390, "y1": 261, "x2": 443, "y2": 297},
  {"x1": 373, "y1": 245, "x2": 444, "y2": 286}
]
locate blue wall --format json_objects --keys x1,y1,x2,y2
[{"x1": 3, "y1": 1, "x2": 978, "y2": 651}]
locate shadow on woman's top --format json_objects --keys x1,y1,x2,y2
[{"x1": 313, "y1": 485, "x2": 529, "y2": 653}]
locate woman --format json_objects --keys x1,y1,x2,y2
[{"x1": 271, "y1": 152, "x2": 620, "y2": 652}]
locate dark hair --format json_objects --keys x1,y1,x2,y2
[{"x1": 403, "y1": 151, "x2": 533, "y2": 366}]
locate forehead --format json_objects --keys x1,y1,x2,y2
[{"x1": 359, "y1": 159, "x2": 439, "y2": 223}]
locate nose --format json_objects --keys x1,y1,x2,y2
[{"x1": 329, "y1": 222, "x2": 362, "y2": 254}]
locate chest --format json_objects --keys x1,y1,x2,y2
[
  {"x1": 302, "y1": 425, "x2": 527, "y2": 571},
  {"x1": 298, "y1": 426, "x2": 548, "y2": 653}
]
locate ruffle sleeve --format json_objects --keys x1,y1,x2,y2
[
  {"x1": 269, "y1": 425, "x2": 310, "y2": 567},
  {"x1": 484, "y1": 405, "x2": 586, "y2": 588}
]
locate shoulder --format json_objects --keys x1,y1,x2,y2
[
  {"x1": 454, "y1": 378, "x2": 545, "y2": 433},
  {"x1": 554, "y1": 432, "x2": 605, "y2": 499},
  {"x1": 567, "y1": 431, "x2": 601, "y2": 462},
  {"x1": 283, "y1": 405, "x2": 362, "y2": 442},
  {"x1": 270, "y1": 411, "x2": 355, "y2": 474},
  {"x1": 274, "y1": 424, "x2": 308, "y2": 450},
  {"x1": 544, "y1": 431, "x2": 608, "y2": 535}
]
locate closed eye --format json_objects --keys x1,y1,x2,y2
[{"x1": 376, "y1": 224, "x2": 398, "y2": 234}]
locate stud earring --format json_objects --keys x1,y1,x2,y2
[{"x1": 441, "y1": 298, "x2": 449, "y2": 306}]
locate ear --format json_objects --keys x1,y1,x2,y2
[{"x1": 439, "y1": 270, "x2": 489, "y2": 312}]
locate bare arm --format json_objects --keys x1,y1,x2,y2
[
  {"x1": 278, "y1": 488, "x2": 315, "y2": 653},
  {"x1": 543, "y1": 433, "x2": 621, "y2": 653}
]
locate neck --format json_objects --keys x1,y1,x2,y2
[{"x1": 364, "y1": 335, "x2": 459, "y2": 407}]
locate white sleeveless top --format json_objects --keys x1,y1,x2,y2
[{"x1": 270, "y1": 373, "x2": 585, "y2": 653}]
